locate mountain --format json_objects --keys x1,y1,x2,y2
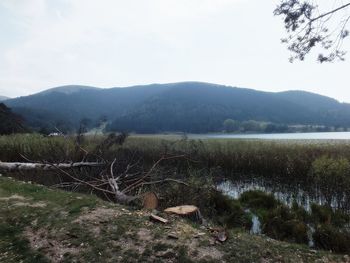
[
  {"x1": 0, "y1": 96, "x2": 9, "y2": 101},
  {"x1": 274, "y1": 90, "x2": 340, "y2": 112},
  {"x1": 5, "y1": 82, "x2": 350, "y2": 133},
  {"x1": 109, "y1": 83, "x2": 350, "y2": 133},
  {"x1": 5, "y1": 84, "x2": 171, "y2": 132},
  {"x1": 0, "y1": 103, "x2": 27, "y2": 134},
  {"x1": 38, "y1": 85, "x2": 100, "y2": 95}
]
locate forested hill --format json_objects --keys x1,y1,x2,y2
[
  {"x1": 5, "y1": 82, "x2": 350, "y2": 133},
  {"x1": 0, "y1": 103, "x2": 27, "y2": 135}
]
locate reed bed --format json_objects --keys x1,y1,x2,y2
[
  {"x1": 3, "y1": 134, "x2": 350, "y2": 177},
  {"x1": 2, "y1": 134, "x2": 350, "y2": 209}
]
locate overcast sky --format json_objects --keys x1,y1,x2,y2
[{"x1": 0, "y1": 0, "x2": 349, "y2": 102}]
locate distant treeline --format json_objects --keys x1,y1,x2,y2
[
  {"x1": 2, "y1": 103, "x2": 347, "y2": 135},
  {"x1": 0, "y1": 103, "x2": 28, "y2": 135},
  {"x1": 221, "y1": 119, "x2": 345, "y2": 134}
]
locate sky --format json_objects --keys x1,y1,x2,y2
[{"x1": 0, "y1": 0, "x2": 349, "y2": 102}]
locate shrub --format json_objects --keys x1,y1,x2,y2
[
  {"x1": 239, "y1": 190, "x2": 279, "y2": 210},
  {"x1": 209, "y1": 190, "x2": 252, "y2": 229},
  {"x1": 263, "y1": 205, "x2": 308, "y2": 244},
  {"x1": 313, "y1": 225, "x2": 350, "y2": 253},
  {"x1": 291, "y1": 201, "x2": 309, "y2": 222},
  {"x1": 311, "y1": 203, "x2": 350, "y2": 228}
]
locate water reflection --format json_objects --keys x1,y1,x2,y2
[
  {"x1": 307, "y1": 224, "x2": 315, "y2": 248},
  {"x1": 217, "y1": 179, "x2": 342, "y2": 211}
]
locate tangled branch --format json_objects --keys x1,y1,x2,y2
[
  {"x1": 51, "y1": 154, "x2": 189, "y2": 205},
  {"x1": 275, "y1": 0, "x2": 350, "y2": 62}
]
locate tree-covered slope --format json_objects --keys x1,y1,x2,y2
[
  {"x1": 5, "y1": 82, "x2": 350, "y2": 133},
  {"x1": 0, "y1": 103, "x2": 27, "y2": 135},
  {"x1": 5, "y1": 84, "x2": 170, "y2": 132},
  {"x1": 108, "y1": 83, "x2": 350, "y2": 133}
]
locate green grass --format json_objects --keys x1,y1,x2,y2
[{"x1": 0, "y1": 177, "x2": 347, "y2": 262}]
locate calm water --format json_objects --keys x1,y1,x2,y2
[{"x1": 191, "y1": 132, "x2": 350, "y2": 140}]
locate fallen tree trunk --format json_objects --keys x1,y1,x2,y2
[
  {"x1": 0, "y1": 161, "x2": 104, "y2": 172},
  {"x1": 0, "y1": 154, "x2": 188, "y2": 206}
]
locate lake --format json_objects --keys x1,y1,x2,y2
[{"x1": 190, "y1": 131, "x2": 350, "y2": 140}]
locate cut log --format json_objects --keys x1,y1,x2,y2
[
  {"x1": 0, "y1": 161, "x2": 104, "y2": 172},
  {"x1": 142, "y1": 192, "x2": 159, "y2": 209},
  {"x1": 150, "y1": 214, "x2": 169, "y2": 224},
  {"x1": 164, "y1": 205, "x2": 202, "y2": 223}
]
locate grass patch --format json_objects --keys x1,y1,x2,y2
[{"x1": 0, "y1": 177, "x2": 347, "y2": 262}]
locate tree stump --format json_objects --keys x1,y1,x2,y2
[
  {"x1": 142, "y1": 192, "x2": 159, "y2": 209},
  {"x1": 164, "y1": 205, "x2": 202, "y2": 223}
]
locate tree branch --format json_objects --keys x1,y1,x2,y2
[{"x1": 311, "y1": 2, "x2": 350, "y2": 22}]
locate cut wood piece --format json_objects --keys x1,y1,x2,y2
[
  {"x1": 193, "y1": 232, "x2": 206, "y2": 238},
  {"x1": 142, "y1": 192, "x2": 159, "y2": 209},
  {"x1": 150, "y1": 214, "x2": 168, "y2": 224},
  {"x1": 164, "y1": 205, "x2": 202, "y2": 223},
  {"x1": 167, "y1": 233, "x2": 179, "y2": 239}
]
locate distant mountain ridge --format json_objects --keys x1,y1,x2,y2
[
  {"x1": 37, "y1": 85, "x2": 100, "y2": 95},
  {"x1": 0, "y1": 95, "x2": 9, "y2": 101},
  {"x1": 5, "y1": 82, "x2": 350, "y2": 133}
]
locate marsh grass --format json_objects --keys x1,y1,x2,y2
[
  {"x1": 3, "y1": 134, "x2": 350, "y2": 172},
  {"x1": 2, "y1": 134, "x2": 350, "y2": 209}
]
